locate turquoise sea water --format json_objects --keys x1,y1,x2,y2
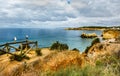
[{"x1": 0, "y1": 28, "x2": 102, "y2": 52}]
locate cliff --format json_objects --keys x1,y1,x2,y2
[
  {"x1": 86, "y1": 42, "x2": 120, "y2": 62},
  {"x1": 0, "y1": 41, "x2": 120, "y2": 76},
  {"x1": 102, "y1": 30, "x2": 120, "y2": 39}
]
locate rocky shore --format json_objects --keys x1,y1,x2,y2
[{"x1": 0, "y1": 27, "x2": 120, "y2": 76}]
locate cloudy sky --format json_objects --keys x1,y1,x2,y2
[{"x1": 0, "y1": 0, "x2": 120, "y2": 28}]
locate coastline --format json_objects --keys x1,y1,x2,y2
[
  {"x1": 65, "y1": 26, "x2": 120, "y2": 31},
  {"x1": 0, "y1": 40, "x2": 120, "y2": 76},
  {"x1": 0, "y1": 27, "x2": 120, "y2": 76}
]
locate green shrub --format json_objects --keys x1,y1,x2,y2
[
  {"x1": 35, "y1": 48, "x2": 42, "y2": 56},
  {"x1": 96, "y1": 60, "x2": 104, "y2": 66},
  {"x1": 50, "y1": 41, "x2": 59, "y2": 50},
  {"x1": 99, "y1": 44, "x2": 103, "y2": 50},
  {"x1": 84, "y1": 38, "x2": 100, "y2": 54},
  {"x1": 91, "y1": 38, "x2": 100, "y2": 46},
  {"x1": 9, "y1": 54, "x2": 29, "y2": 61},
  {"x1": 0, "y1": 51, "x2": 6, "y2": 55},
  {"x1": 18, "y1": 44, "x2": 30, "y2": 51},
  {"x1": 84, "y1": 46, "x2": 91, "y2": 54},
  {"x1": 50, "y1": 41, "x2": 69, "y2": 51},
  {"x1": 72, "y1": 48, "x2": 80, "y2": 52}
]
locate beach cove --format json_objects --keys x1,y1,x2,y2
[{"x1": 0, "y1": 28, "x2": 102, "y2": 52}]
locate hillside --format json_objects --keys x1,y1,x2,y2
[{"x1": 0, "y1": 41, "x2": 120, "y2": 76}]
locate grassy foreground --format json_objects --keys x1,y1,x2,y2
[
  {"x1": 19, "y1": 50, "x2": 120, "y2": 76},
  {"x1": 40, "y1": 54, "x2": 120, "y2": 76},
  {"x1": 0, "y1": 41, "x2": 120, "y2": 76}
]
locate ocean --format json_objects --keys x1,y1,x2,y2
[{"x1": 0, "y1": 28, "x2": 102, "y2": 52}]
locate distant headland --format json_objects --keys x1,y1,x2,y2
[{"x1": 65, "y1": 26, "x2": 120, "y2": 30}]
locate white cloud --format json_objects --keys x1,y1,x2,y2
[{"x1": 0, "y1": 0, "x2": 120, "y2": 28}]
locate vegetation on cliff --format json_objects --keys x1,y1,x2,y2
[
  {"x1": 84, "y1": 38, "x2": 100, "y2": 53},
  {"x1": 50, "y1": 41, "x2": 69, "y2": 51},
  {"x1": 35, "y1": 48, "x2": 42, "y2": 56},
  {"x1": 9, "y1": 53, "x2": 30, "y2": 61},
  {"x1": 0, "y1": 38, "x2": 120, "y2": 76},
  {"x1": 41, "y1": 53, "x2": 120, "y2": 76}
]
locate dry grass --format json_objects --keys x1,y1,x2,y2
[
  {"x1": 42, "y1": 51, "x2": 84, "y2": 71},
  {"x1": 0, "y1": 44, "x2": 120, "y2": 76},
  {"x1": 0, "y1": 48, "x2": 51, "y2": 76}
]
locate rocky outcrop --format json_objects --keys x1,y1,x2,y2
[
  {"x1": 87, "y1": 42, "x2": 120, "y2": 59},
  {"x1": 102, "y1": 30, "x2": 120, "y2": 39},
  {"x1": 81, "y1": 33, "x2": 97, "y2": 38}
]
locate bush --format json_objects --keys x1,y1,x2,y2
[
  {"x1": 50, "y1": 41, "x2": 59, "y2": 50},
  {"x1": 35, "y1": 48, "x2": 42, "y2": 56},
  {"x1": 96, "y1": 60, "x2": 104, "y2": 66},
  {"x1": 18, "y1": 44, "x2": 30, "y2": 51},
  {"x1": 9, "y1": 54, "x2": 29, "y2": 61},
  {"x1": 91, "y1": 38, "x2": 100, "y2": 46},
  {"x1": 84, "y1": 46, "x2": 91, "y2": 54},
  {"x1": 50, "y1": 41, "x2": 69, "y2": 51},
  {"x1": 0, "y1": 51, "x2": 6, "y2": 55},
  {"x1": 84, "y1": 38, "x2": 100, "y2": 54},
  {"x1": 72, "y1": 48, "x2": 80, "y2": 52},
  {"x1": 99, "y1": 44, "x2": 103, "y2": 50}
]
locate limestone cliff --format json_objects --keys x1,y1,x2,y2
[{"x1": 102, "y1": 30, "x2": 120, "y2": 39}]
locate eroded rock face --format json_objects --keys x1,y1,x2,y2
[
  {"x1": 102, "y1": 30, "x2": 120, "y2": 39},
  {"x1": 87, "y1": 42, "x2": 120, "y2": 59},
  {"x1": 81, "y1": 33, "x2": 97, "y2": 38}
]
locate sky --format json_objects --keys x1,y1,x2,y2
[{"x1": 0, "y1": 0, "x2": 120, "y2": 28}]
